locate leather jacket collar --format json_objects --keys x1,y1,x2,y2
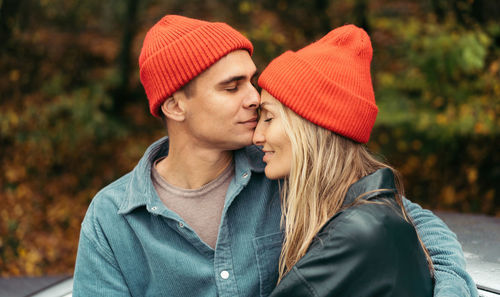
[{"x1": 342, "y1": 168, "x2": 397, "y2": 207}]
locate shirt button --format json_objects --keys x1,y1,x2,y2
[
  {"x1": 220, "y1": 270, "x2": 229, "y2": 279},
  {"x1": 179, "y1": 222, "x2": 184, "y2": 228},
  {"x1": 242, "y1": 172, "x2": 249, "y2": 178},
  {"x1": 151, "y1": 206, "x2": 158, "y2": 211}
]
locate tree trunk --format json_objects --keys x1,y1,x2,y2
[
  {"x1": 354, "y1": 0, "x2": 370, "y2": 34},
  {"x1": 0, "y1": 0, "x2": 22, "y2": 49},
  {"x1": 112, "y1": 0, "x2": 139, "y2": 112}
]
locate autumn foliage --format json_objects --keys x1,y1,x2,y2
[{"x1": 1, "y1": 0, "x2": 499, "y2": 276}]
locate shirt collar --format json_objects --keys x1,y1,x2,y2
[
  {"x1": 118, "y1": 137, "x2": 266, "y2": 214},
  {"x1": 234, "y1": 145, "x2": 266, "y2": 174},
  {"x1": 342, "y1": 168, "x2": 397, "y2": 207}
]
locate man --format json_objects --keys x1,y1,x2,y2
[{"x1": 73, "y1": 15, "x2": 477, "y2": 297}]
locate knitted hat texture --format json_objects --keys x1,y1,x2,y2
[
  {"x1": 258, "y1": 25, "x2": 378, "y2": 143},
  {"x1": 139, "y1": 15, "x2": 253, "y2": 117}
]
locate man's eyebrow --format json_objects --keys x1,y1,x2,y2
[
  {"x1": 218, "y1": 75, "x2": 245, "y2": 85},
  {"x1": 218, "y1": 70, "x2": 259, "y2": 85}
]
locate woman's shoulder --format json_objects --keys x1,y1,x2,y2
[
  {"x1": 283, "y1": 201, "x2": 433, "y2": 297},
  {"x1": 310, "y1": 200, "x2": 415, "y2": 254}
]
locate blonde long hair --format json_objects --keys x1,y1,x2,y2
[{"x1": 276, "y1": 104, "x2": 433, "y2": 283}]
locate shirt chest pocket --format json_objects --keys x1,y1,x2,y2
[{"x1": 253, "y1": 232, "x2": 283, "y2": 297}]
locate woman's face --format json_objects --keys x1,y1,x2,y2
[{"x1": 253, "y1": 90, "x2": 292, "y2": 179}]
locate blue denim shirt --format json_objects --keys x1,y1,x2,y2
[{"x1": 73, "y1": 137, "x2": 477, "y2": 297}]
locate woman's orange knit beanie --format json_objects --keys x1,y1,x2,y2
[
  {"x1": 259, "y1": 25, "x2": 378, "y2": 143},
  {"x1": 139, "y1": 15, "x2": 253, "y2": 117}
]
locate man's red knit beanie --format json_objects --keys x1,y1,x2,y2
[
  {"x1": 139, "y1": 15, "x2": 253, "y2": 117},
  {"x1": 258, "y1": 25, "x2": 378, "y2": 143}
]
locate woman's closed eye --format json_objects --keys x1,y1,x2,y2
[{"x1": 258, "y1": 108, "x2": 273, "y2": 123}]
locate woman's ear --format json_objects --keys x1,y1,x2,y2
[{"x1": 160, "y1": 91, "x2": 186, "y2": 122}]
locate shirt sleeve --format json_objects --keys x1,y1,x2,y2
[
  {"x1": 73, "y1": 205, "x2": 132, "y2": 297},
  {"x1": 404, "y1": 198, "x2": 478, "y2": 297}
]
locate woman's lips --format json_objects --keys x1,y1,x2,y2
[{"x1": 262, "y1": 151, "x2": 274, "y2": 163}]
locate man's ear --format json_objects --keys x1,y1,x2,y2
[{"x1": 160, "y1": 91, "x2": 186, "y2": 122}]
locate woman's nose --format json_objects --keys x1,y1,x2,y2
[{"x1": 253, "y1": 122, "x2": 265, "y2": 146}]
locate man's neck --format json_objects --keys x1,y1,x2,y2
[{"x1": 155, "y1": 141, "x2": 234, "y2": 190}]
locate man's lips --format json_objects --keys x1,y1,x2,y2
[{"x1": 240, "y1": 117, "x2": 258, "y2": 127}]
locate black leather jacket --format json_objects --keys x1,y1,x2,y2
[{"x1": 269, "y1": 168, "x2": 433, "y2": 297}]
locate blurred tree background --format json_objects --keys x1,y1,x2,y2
[{"x1": 1, "y1": 0, "x2": 499, "y2": 276}]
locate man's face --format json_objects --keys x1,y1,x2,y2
[{"x1": 180, "y1": 50, "x2": 259, "y2": 151}]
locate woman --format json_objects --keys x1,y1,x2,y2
[{"x1": 253, "y1": 25, "x2": 434, "y2": 296}]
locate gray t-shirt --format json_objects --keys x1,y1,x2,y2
[{"x1": 151, "y1": 160, "x2": 234, "y2": 248}]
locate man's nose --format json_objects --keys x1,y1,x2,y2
[{"x1": 244, "y1": 86, "x2": 260, "y2": 109}]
